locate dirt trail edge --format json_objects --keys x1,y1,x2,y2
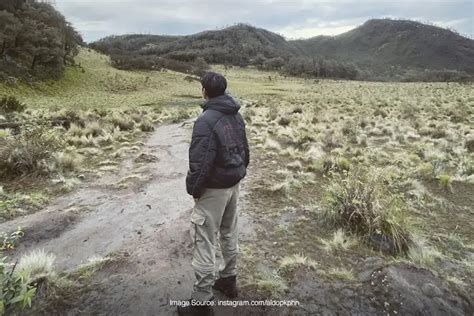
[{"x1": 1, "y1": 121, "x2": 256, "y2": 315}]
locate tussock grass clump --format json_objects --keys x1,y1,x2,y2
[
  {"x1": 320, "y1": 229, "x2": 358, "y2": 252},
  {"x1": 322, "y1": 167, "x2": 412, "y2": 254},
  {"x1": 83, "y1": 121, "x2": 103, "y2": 137},
  {"x1": 110, "y1": 114, "x2": 134, "y2": 131},
  {"x1": 0, "y1": 95, "x2": 26, "y2": 113},
  {"x1": 67, "y1": 123, "x2": 84, "y2": 137},
  {"x1": 325, "y1": 267, "x2": 354, "y2": 280},
  {"x1": 438, "y1": 174, "x2": 452, "y2": 192},
  {"x1": 55, "y1": 152, "x2": 82, "y2": 172},
  {"x1": 18, "y1": 249, "x2": 56, "y2": 281},
  {"x1": 408, "y1": 234, "x2": 443, "y2": 268},
  {"x1": 253, "y1": 272, "x2": 288, "y2": 297},
  {"x1": 279, "y1": 254, "x2": 317, "y2": 275},
  {"x1": 139, "y1": 119, "x2": 155, "y2": 132},
  {"x1": 0, "y1": 124, "x2": 63, "y2": 177}
]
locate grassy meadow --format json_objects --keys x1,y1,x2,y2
[
  {"x1": 219, "y1": 65, "x2": 474, "y2": 302},
  {"x1": 0, "y1": 49, "x2": 202, "y2": 221},
  {"x1": 0, "y1": 48, "x2": 473, "y2": 312}
]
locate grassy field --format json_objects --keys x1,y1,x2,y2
[
  {"x1": 1, "y1": 49, "x2": 473, "y2": 313},
  {"x1": 219, "y1": 64, "x2": 474, "y2": 309}
]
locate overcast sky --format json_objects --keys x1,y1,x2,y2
[{"x1": 54, "y1": 0, "x2": 474, "y2": 43}]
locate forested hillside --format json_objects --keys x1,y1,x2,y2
[
  {"x1": 91, "y1": 24, "x2": 359, "y2": 80},
  {"x1": 91, "y1": 19, "x2": 474, "y2": 81},
  {"x1": 0, "y1": 0, "x2": 83, "y2": 81},
  {"x1": 293, "y1": 19, "x2": 474, "y2": 81}
]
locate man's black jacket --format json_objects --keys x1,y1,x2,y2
[{"x1": 186, "y1": 94, "x2": 249, "y2": 198}]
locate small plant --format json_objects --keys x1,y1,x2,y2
[
  {"x1": 417, "y1": 162, "x2": 434, "y2": 180},
  {"x1": 0, "y1": 96, "x2": 26, "y2": 114},
  {"x1": 336, "y1": 157, "x2": 351, "y2": 172},
  {"x1": 325, "y1": 267, "x2": 354, "y2": 280},
  {"x1": 83, "y1": 121, "x2": 103, "y2": 137},
  {"x1": 1, "y1": 228, "x2": 24, "y2": 251},
  {"x1": 408, "y1": 234, "x2": 443, "y2": 268},
  {"x1": 322, "y1": 167, "x2": 412, "y2": 254},
  {"x1": 55, "y1": 152, "x2": 81, "y2": 172},
  {"x1": 279, "y1": 254, "x2": 317, "y2": 275},
  {"x1": 320, "y1": 229, "x2": 357, "y2": 253},
  {"x1": 438, "y1": 174, "x2": 452, "y2": 192},
  {"x1": 67, "y1": 123, "x2": 84, "y2": 137},
  {"x1": 253, "y1": 271, "x2": 288, "y2": 297},
  {"x1": 17, "y1": 249, "x2": 56, "y2": 281},
  {"x1": 0, "y1": 259, "x2": 36, "y2": 314}
]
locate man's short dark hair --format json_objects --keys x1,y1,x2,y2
[{"x1": 201, "y1": 72, "x2": 227, "y2": 98}]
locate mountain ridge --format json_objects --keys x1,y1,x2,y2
[{"x1": 91, "y1": 19, "x2": 474, "y2": 80}]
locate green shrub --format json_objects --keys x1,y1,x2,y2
[
  {"x1": 438, "y1": 174, "x2": 452, "y2": 191},
  {"x1": 322, "y1": 167, "x2": 412, "y2": 254},
  {"x1": 0, "y1": 96, "x2": 26, "y2": 114},
  {"x1": 0, "y1": 124, "x2": 63, "y2": 177},
  {"x1": 0, "y1": 258, "x2": 36, "y2": 314}
]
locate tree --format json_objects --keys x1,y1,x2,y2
[
  {"x1": 0, "y1": 11, "x2": 21, "y2": 59},
  {"x1": 263, "y1": 57, "x2": 285, "y2": 70},
  {"x1": 0, "y1": 0, "x2": 83, "y2": 80}
]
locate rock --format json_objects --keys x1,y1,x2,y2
[
  {"x1": 422, "y1": 283, "x2": 443, "y2": 298},
  {"x1": 368, "y1": 264, "x2": 471, "y2": 315},
  {"x1": 135, "y1": 153, "x2": 159, "y2": 163},
  {"x1": 369, "y1": 233, "x2": 398, "y2": 255},
  {"x1": 359, "y1": 256, "x2": 385, "y2": 281}
]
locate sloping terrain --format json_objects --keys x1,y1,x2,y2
[
  {"x1": 91, "y1": 19, "x2": 474, "y2": 80},
  {"x1": 91, "y1": 24, "x2": 300, "y2": 65},
  {"x1": 293, "y1": 19, "x2": 474, "y2": 75}
]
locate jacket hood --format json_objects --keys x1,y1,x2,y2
[{"x1": 202, "y1": 93, "x2": 241, "y2": 114}]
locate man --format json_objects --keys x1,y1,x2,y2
[{"x1": 178, "y1": 72, "x2": 249, "y2": 316}]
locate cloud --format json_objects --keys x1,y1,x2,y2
[{"x1": 54, "y1": 0, "x2": 474, "y2": 42}]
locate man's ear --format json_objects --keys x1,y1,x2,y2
[{"x1": 202, "y1": 87, "x2": 208, "y2": 99}]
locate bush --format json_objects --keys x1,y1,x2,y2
[
  {"x1": 110, "y1": 114, "x2": 134, "y2": 131},
  {"x1": 322, "y1": 167, "x2": 412, "y2": 254},
  {"x1": 139, "y1": 119, "x2": 155, "y2": 132},
  {"x1": 438, "y1": 174, "x2": 452, "y2": 192},
  {"x1": 0, "y1": 124, "x2": 63, "y2": 177},
  {"x1": 0, "y1": 96, "x2": 26, "y2": 114},
  {"x1": 1, "y1": 258, "x2": 36, "y2": 314}
]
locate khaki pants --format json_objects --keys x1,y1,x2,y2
[{"x1": 190, "y1": 183, "x2": 240, "y2": 301}]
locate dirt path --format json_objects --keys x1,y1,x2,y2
[{"x1": 1, "y1": 122, "x2": 256, "y2": 315}]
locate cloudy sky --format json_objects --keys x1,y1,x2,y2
[{"x1": 54, "y1": 0, "x2": 474, "y2": 43}]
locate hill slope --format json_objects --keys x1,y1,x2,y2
[
  {"x1": 91, "y1": 24, "x2": 300, "y2": 65},
  {"x1": 293, "y1": 19, "x2": 474, "y2": 76},
  {"x1": 91, "y1": 19, "x2": 474, "y2": 80}
]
